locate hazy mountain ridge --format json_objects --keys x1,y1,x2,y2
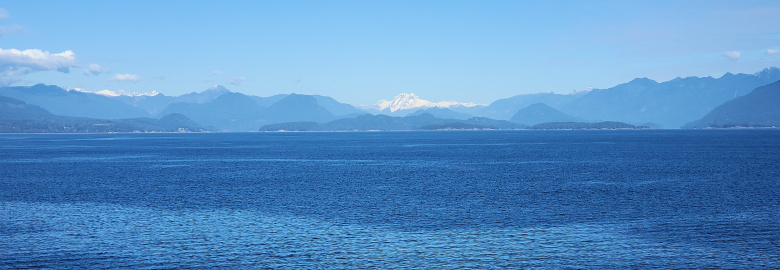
[
  {"x1": 0, "y1": 84, "x2": 151, "y2": 119},
  {"x1": 158, "y1": 92, "x2": 267, "y2": 132},
  {"x1": 258, "y1": 113, "x2": 526, "y2": 131},
  {"x1": 156, "y1": 93, "x2": 347, "y2": 132},
  {"x1": 257, "y1": 113, "x2": 646, "y2": 132},
  {"x1": 265, "y1": 94, "x2": 337, "y2": 123},
  {"x1": 0, "y1": 95, "x2": 54, "y2": 120},
  {"x1": 3, "y1": 67, "x2": 779, "y2": 131},
  {"x1": 683, "y1": 80, "x2": 780, "y2": 128},
  {"x1": 475, "y1": 92, "x2": 584, "y2": 120},
  {"x1": 509, "y1": 103, "x2": 583, "y2": 125},
  {"x1": 0, "y1": 95, "x2": 207, "y2": 133},
  {"x1": 474, "y1": 67, "x2": 780, "y2": 128},
  {"x1": 559, "y1": 67, "x2": 780, "y2": 128},
  {"x1": 0, "y1": 84, "x2": 365, "y2": 132},
  {"x1": 407, "y1": 107, "x2": 474, "y2": 120}
]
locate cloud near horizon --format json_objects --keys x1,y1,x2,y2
[
  {"x1": 0, "y1": 9, "x2": 24, "y2": 37},
  {"x1": 0, "y1": 48, "x2": 78, "y2": 85},
  {"x1": 111, "y1": 73, "x2": 140, "y2": 82},
  {"x1": 768, "y1": 49, "x2": 780, "y2": 55},
  {"x1": 83, "y1": 63, "x2": 107, "y2": 76},
  {"x1": 227, "y1": 76, "x2": 246, "y2": 85},
  {"x1": 722, "y1": 51, "x2": 741, "y2": 60},
  {"x1": 0, "y1": 48, "x2": 77, "y2": 72},
  {"x1": 0, "y1": 24, "x2": 24, "y2": 36}
]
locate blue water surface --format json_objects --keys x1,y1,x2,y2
[{"x1": 1, "y1": 130, "x2": 779, "y2": 268}]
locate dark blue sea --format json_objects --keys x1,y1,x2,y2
[{"x1": 1, "y1": 130, "x2": 779, "y2": 268}]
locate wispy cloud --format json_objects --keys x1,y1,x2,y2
[
  {"x1": 111, "y1": 73, "x2": 140, "y2": 82},
  {"x1": 0, "y1": 9, "x2": 24, "y2": 37},
  {"x1": 722, "y1": 51, "x2": 741, "y2": 60},
  {"x1": 0, "y1": 24, "x2": 24, "y2": 36},
  {"x1": 0, "y1": 48, "x2": 78, "y2": 85},
  {"x1": 83, "y1": 63, "x2": 108, "y2": 76},
  {"x1": 0, "y1": 67, "x2": 30, "y2": 86},
  {"x1": 227, "y1": 76, "x2": 246, "y2": 85},
  {"x1": 154, "y1": 74, "x2": 170, "y2": 80},
  {"x1": 212, "y1": 70, "x2": 223, "y2": 76},
  {"x1": 768, "y1": 49, "x2": 780, "y2": 55}
]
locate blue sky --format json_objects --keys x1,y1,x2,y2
[{"x1": 1, "y1": 0, "x2": 779, "y2": 105}]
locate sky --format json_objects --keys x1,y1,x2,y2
[{"x1": 1, "y1": 0, "x2": 779, "y2": 106}]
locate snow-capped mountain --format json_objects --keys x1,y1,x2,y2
[{"x1": 369, "y1": 93, "x2": 482, "y2": 112}]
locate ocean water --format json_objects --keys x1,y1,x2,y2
[{"x1": 1, "y1": 130, "x2": 779, "y2": 268}]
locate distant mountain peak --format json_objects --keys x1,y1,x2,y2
[
  {"x1": 205, "y1": 84, "x2": 231, "y2": 93},
  {"x1": 376, "y1": 93, "x2": 430, "y2": 112},
  {"x1": 683, "y1": 79, "x2": 780, "y2": 128},
  {"x1": 628, "y1": 77, "x2": 658, "y2": 84},
  {"x1": 373, "y1": 93, "x2": 482, "y2": 112},
  {"x1": 568, "y1": 86, "x2": 594, "y2": 95},
  {"x1": 509, "y1": 103, "x2": 581, "y2": 125},
  {"x1": 755, "y1": 66, "x2": 780, "y2": 78},
  {"x1": 175, "y1": 85, "x2": 232, "y2": 104}
]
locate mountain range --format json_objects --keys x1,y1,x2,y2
[
  {"x1": 509, "y1": 103, "x2": 583, "y2": 125},
  {"x1": 1, "y1": 67, "x2": 779, "y2": 132},
  {"x1": 360, "y1": 93, "x2": 484, "y2": 115},
  {"x1": 258, "y1": 113, "x2": 528, "y2": 132},
  {"x1": 683, "y1": 80, "x2": 780, "y2": 128},
  {"x1": 0, "y1": 95, "x2": 206, "y2": 133}
]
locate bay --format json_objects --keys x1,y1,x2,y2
[{"x1": 1, "y1": 130, "x2": 779, "y2": 268}]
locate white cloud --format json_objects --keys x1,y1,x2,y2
[
  {"x1": 83, "y1": 63, "x2": 107, "y2": 76},
  {"x1": 94, "y1": 89, "x2": 159, "y2": 97},
  {"x1": 212, "y1": 70, "x2": 223, "y2": 76},
  {"x1": 111, "y1": 73, "x2": 140, "y2": 82},
  {"x1": 0, "y1": 24, "x2": 24, "y2": 36},
  {"x1": 0, "y1": 48, "x2": 78, "y2": 86},
  {"x1": 0, "y1": 66, "x2": 31, "y2": 86},
  {"x1": 0, "y1": 48, "x2": 77, "y2": 72},
  {"x1": 0, "y1": 9, "x2": 24, "y2": 36},
  {"x1": 722, "y1": 51, "x2": 741, "y2": 60},
  {"x1": 227, "y1": 76, "x2": 246, "y2": 85},
  {"x1": 768, "y1": 49, "x2": 780, "y2": 55},
  {"x1": 68, "y1": 87, "x2": 159, "y2": 97}
]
